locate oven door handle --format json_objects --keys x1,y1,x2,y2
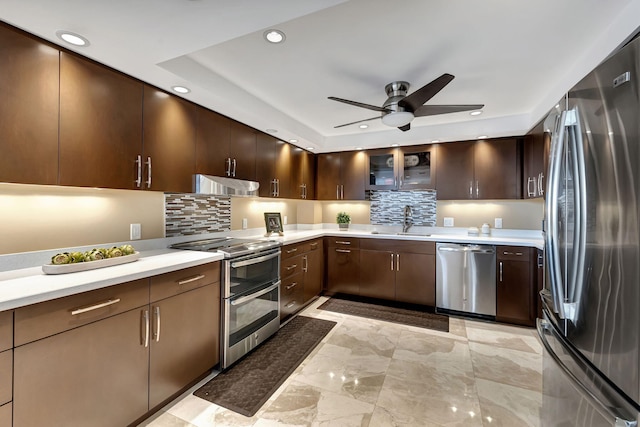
[
  {"x1": 231, "y1": 251, "x2": 280, "y2": 268},
  {"x1": 231, "y1": 281, "x2": 281, "y2": 306}
]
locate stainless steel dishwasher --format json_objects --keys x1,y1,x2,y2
[{"x1": 436, "y1": 243, "x2": 496, "y2": 317}]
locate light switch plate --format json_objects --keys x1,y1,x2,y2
[
  {"x1": 495, "y1": 218, "x2": 503, "y2": 229},
  {"x1": 130, "y1": 223, "x2": 141, "y2": 240},
  {"x1": 283, "y1": 215, "x2": 288, "y2": 225},
  {"x1": 242, "y1": 218, "x2": 248, "y2": 229},
  {"x1": 443, "y1": 217, "x2": 454, "y2": 227}
]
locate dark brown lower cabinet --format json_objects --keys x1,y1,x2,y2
[
  {"x1": 496, "y1": 246, "x2": 536, "y2": 326},
  {"x1": 326, "y1": 246, "x2": 360, "y2": 295},
  {"x1": 303, "y1": 240, "x2": 324, "y2": 304},
  {"x1": 395, "y1": 252, "x2": 436, "y2": 306},
  {"x1": 359, "y1": 249, "x2": 396, "y2": 300},
  {"x1": 14, "y1": 308, "x2": 149, "y2": 426},
  {"x1": 149, "y1": 283, "x2": 220, "y2": 409},
  {"x1": 280, "y1": 239, "x2": 324, "y2": 320}
]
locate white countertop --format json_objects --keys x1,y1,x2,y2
[
  {"x1": 0, "y1": 226, "x2": 542, "y2": 312},
  {"x1": 0, "y1": 249, "x2": 223, "y2": 311}
]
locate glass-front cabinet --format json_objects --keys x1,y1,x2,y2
[{"x1": 366, "y1": 145, "x2": 437, "y2": 190}]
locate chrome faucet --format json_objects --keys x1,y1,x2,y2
[{"x1": 402, "y1": 205, "x2": 413, "y2": 233}]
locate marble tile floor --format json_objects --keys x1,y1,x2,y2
[{"x1": 140, "y1": 297, "x2": 542, "y2": 427}]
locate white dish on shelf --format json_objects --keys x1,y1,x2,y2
[{"x1": 42, "y1": 252, "x2": 140, "y2": 275}]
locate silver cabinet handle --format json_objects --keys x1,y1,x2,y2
[
  {"x1": 286, "y1": 282, "x2": 297, "y2": 290},
  {"x1": 390, "y1": 253, "x2": 394, "y2": 271},
  {"x1": 303, "y1": 255, "x2": 308, "y2": 273},
  {"x1": 71, "y1": 298, "x2": 121, "y2": 315},
  {"x1": 271, "y1": 179, "x2": 277, "y2": 197},
  {"x1": 276, "y1": 178, "x2": 280, "y2": 197},
  {"x1": 135, "y1": 155, "x2": 142, "y2": 188},
  {"x1": 475, "y1": 180, "x2": 479, "y2": 198},
  {"x1": 232, "y1": 158, "x2": 237, "y2": 177},
  {"x1": 538, "y1": 172, "x2": 544, "y2": 196},
  {"x1": 527, "y1": 176, "x2": 536, "y2": 197},
  {"x1": 285, "y1": 301, "x2": 296, "y2": 309},
  {"x1": 285, "y1": 264, "x2": 297, "y2": 271},
  {"x1": 469, "y1": 181, "x2": 473, "y2": 198},
  {"x1": 394, "y1": 176, "x2": 398, "y2": 188},
  {"x1": 177, "y1": 274, "x2": 205, "y2": 285},
  {"x1": 303, "y1": 183, "x2": 307, "y2": 199},
  {"x1": 141, "y1": 309, "x2": 149, "y2": 348},
  {"x1": 396, "y1": 253, "x2": 400, "y2": 271},
  {"x1": 153, "y1": 306, "x2": 161, "y2": 342},
  {"x1": 341, "y1": 184, "x2": 344, "y2": 199},
  {"x1": 537, "y1": 318, "x2": 638, "y2": 427},
  {"x1": 225, "y1": 158, "x2": 231, "y2": 176},
  {"x1": 335, "y1": 241, "x2": 351, "y2": 245},
  {"x1": 335, "y1": 248, "x2": 351, "y2": 253},
  {"x1": 499, "y1": 261, "x2": 503, "y2": 282},
  {"x1": 336, "y1": 184, "x2": 340, "y2": 200},
  {"x1": 145, "y1": 156, "x2": 152, "y2": 188},
  {"x1": 286, "y1": 247, "x2": 297, "y2": 254},
  {"x1": 310, "y1": 242, "x2": 319, "y2": 248}
]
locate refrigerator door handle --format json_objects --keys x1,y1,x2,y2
[{"x1": 537, "y1": 318, "x2": 638, "y2": 427}]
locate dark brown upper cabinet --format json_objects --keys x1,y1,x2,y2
[
  {"x1": 59, "y1": 53, "x2": 144, "y2": 189},
  {"x1": 142, "y1": 84, "x2": 197, "y2": 193},
  {"x1": 0, "y1": 24, "x2": 59, "y2": 185},
  {"x1": 256, "y1": 133, "x2": 290, "y2": 198},
  {"x1": 195, "y1": 107, "x2": 231, "y2": 177},
  {"x1": 290, "y1": 146, "x2": 315, "y2": 200},
  {"x1": 316, "y1": 151, "x2": 365, "y2": 200},
  {"x1": 436, "y1": 138, "x2": 521, "y2": 200},
  {"x1": 523, "y1": 121, "x2": 549, "y2": 199},
  {"x1": 229, "y1": 121, "x2": 257, "y2": 181}
]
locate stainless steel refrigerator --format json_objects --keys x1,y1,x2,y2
[{"x1": 538, "y1": 34, "x2": 640, "y2": 426}]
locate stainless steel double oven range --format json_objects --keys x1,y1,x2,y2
[{"x1": 170, "y1": 237, "x2": 281, "y2": 369}]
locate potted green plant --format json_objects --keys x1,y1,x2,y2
[{"x1": 336, "y1": 211, "x2": 351, "y2": 230}]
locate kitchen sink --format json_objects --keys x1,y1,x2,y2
[{"x1": 370, "y1": 231, "x2": 431, "y2": 237}]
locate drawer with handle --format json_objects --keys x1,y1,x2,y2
[
  {"x1": 497, "y1": 246, "x2": 532, "y2": 261},
  {"x1": 281, "y1": 242, "x2": 310, "y2": 259},
  {"x1": 14, "y1": 278, "x2": 149, "y2": 346},
  {"x1": 326, "y1": 237, "x2": 360, "y2": 248},
  {"x1": 150, "y1": 262, "x2": 220, "y2": 302},
  {"x1": 281, "y1": 256, "x2": 303, "y2": 278},
  {"x1": 281, "y1": 273, "x2": 303, "y2": 299}
]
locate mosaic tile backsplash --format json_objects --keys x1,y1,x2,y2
[
  {"x1": 369, "y1": 190, "x2": 437, "y2": 226},
  {"x1": 165, "y1": 193, "x2": 231, "y2": 237}
]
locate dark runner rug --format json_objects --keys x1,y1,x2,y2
[
  {"x1": 318, "y1": 297, "x2": 449, "y2": 333},
  {"x1": 193, "y1": 315, "x2": 336, "y2": 417}
]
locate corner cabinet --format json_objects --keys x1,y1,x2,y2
[
  {"x1": 366, "y1": 145, "x2": 437, "y2": 191},
  {"x1": 436, "y1": 138, "x2": 521, "y2": 200},
  {"x1": 316, "y1": 152, "x2": 366, "y2": 200},
  {"x1": 280, "y1": 239, "x2": 324, "y2": 319}
]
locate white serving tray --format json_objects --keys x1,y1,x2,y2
[{"x1": 42, "y1": 252, "x2": 140, "y2": 275}]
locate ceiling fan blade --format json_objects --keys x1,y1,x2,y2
[
  {"x1": 328, "y1": 96, "x2": 388, "y2": 112},
  {"x1": 333, "y1": 116, "x2": 381, "y2": 128},
  {"x1": 413, "y1": 104, "x2": 484, "y2": 117},
  {"x1": 398, "y1": 73, "x2": 455, "y2": 112},
  {"x1": 398, "y1": 123, "x2": 411, "y2": 132}
]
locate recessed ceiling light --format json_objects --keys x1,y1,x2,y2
[
  {"x1": 306, "y1": 147, "x2": 314, "y2": 151},
  {"x1": 355, "y1": 147, "x2": 363, "y2": 150},
  {"x1": 265, "y1": 128, "x2": 278, "y2": 133},
  {"x1": 263, "y1": 29, "x2": 286, "y2": 44},
  {"x1": 470, "y1": 110, "x2": 482, "y2": 116},
  {"x1": 431, "y1": 139, "x2": 440, "y2": 143},
  {"x1": 289, "y1": 139, "x2": 298, "y2": 143},
  {"x1": 56, "y1": 30, "x2": 90, "y2": 47},
  {"x1": 477, "y1": 135, "x2": 488, "y2": 139},
  {"x1": 391, "y1": 143, "x2": 399, "y2": 147},
  {"x1": 171, "y1": 86, "x2": 190, "y2": 94},
  {"x1": 359, "y1": 124, "x2": 369, "y2": 129}
]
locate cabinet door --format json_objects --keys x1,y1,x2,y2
[
  {"x1": 316, "y1": 153, "x2": 342, "y2": 200},
  {"x1": 0, "y1": 24, "x2": 59, "y2": 185},
  {"x1": 195, "y1": 107, "x2": 231, "y2": 177},
  {"x1": 301, "y1": 149, "x2": 316, "y2": 200},
  {"x1": 303, "y1": 240, "x2": 324, "y2": 303},
  {"x1": 497, "y1": 259, "x2": 533, "y2": 325},
  {"x1": 436, "y1": 141, "x2": 475, "y2": 200},
  {"x1": 399, "y1": 145, "x2": 437, "y2": 190},
  {"x1": 290, "y1": 146, "x2": 315, "y2": 199},
  {"x1": 474, "y1": 138, "x2": 520, "y2": 199},
  {"x1": 366, "y1": 148, "x2": 398, "y2": 190},
  {"x1": 229, "y1": 121, "x2": 257, "y2": 181},
  {"x1": 143, "y1": 84, "x2": 197, "y2": 192},
  {"x1": 326, "y1": 248, "x2": 360, "y2": 295},
  {"x1": 395, "y1": 252, "x2": 436, "y2": 306},
  {"x1": 59, "y1": 53, "x2": 143, "y2": 189},
  {"x1": 523, "y1": 130, "x2": 546, "y2": 199},
  {"x1": 149, "y1": 284, "x2": 220, "y2": 409},
  {"x1": 256, "y1": 133, "x2": 277, "y2": 197},
  {"x1": 274, "y1": 140, "x2": 292, "y2": 197},
  {"x1": 14, "y1": 309, "x2": 149, "y2": 427},
  {"x1": 341, "y1": 151, "x2": 366, "y2": 200},
  {"x1": 359, "y1": 250, "x2": 396, "y2": 300}
]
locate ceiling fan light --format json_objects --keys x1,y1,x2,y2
[{"x1": 381, "y1": 111, "x2": 414, "y2": 127}]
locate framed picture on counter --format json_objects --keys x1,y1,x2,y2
[{"x1": 264, "y1": 212, "x2": 284, "y2": 236}]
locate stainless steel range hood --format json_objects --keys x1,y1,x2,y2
[{"x1": 194, "y1": 174, "x2": 260, "y2": 197}]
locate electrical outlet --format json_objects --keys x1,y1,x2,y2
[
  {"x1": 495, "y1": 218, "x2": 503, "y2": 229},
  {"x1": 130, "y1": 223, "x2": 141, "y2": 240},
  {"x1": 283, "y1": 215, "x2": 288, "y2": 225},
  {"x1": 242, "y1": 218, "x2": 248, "y2": 229},
  {"x1": 443, "y1": 217, "x2": 454, "y2": 227}
]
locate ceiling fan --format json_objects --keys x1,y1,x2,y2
[{"x1": 328, "y1": 73, "x2": 483, "y2": 132}]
